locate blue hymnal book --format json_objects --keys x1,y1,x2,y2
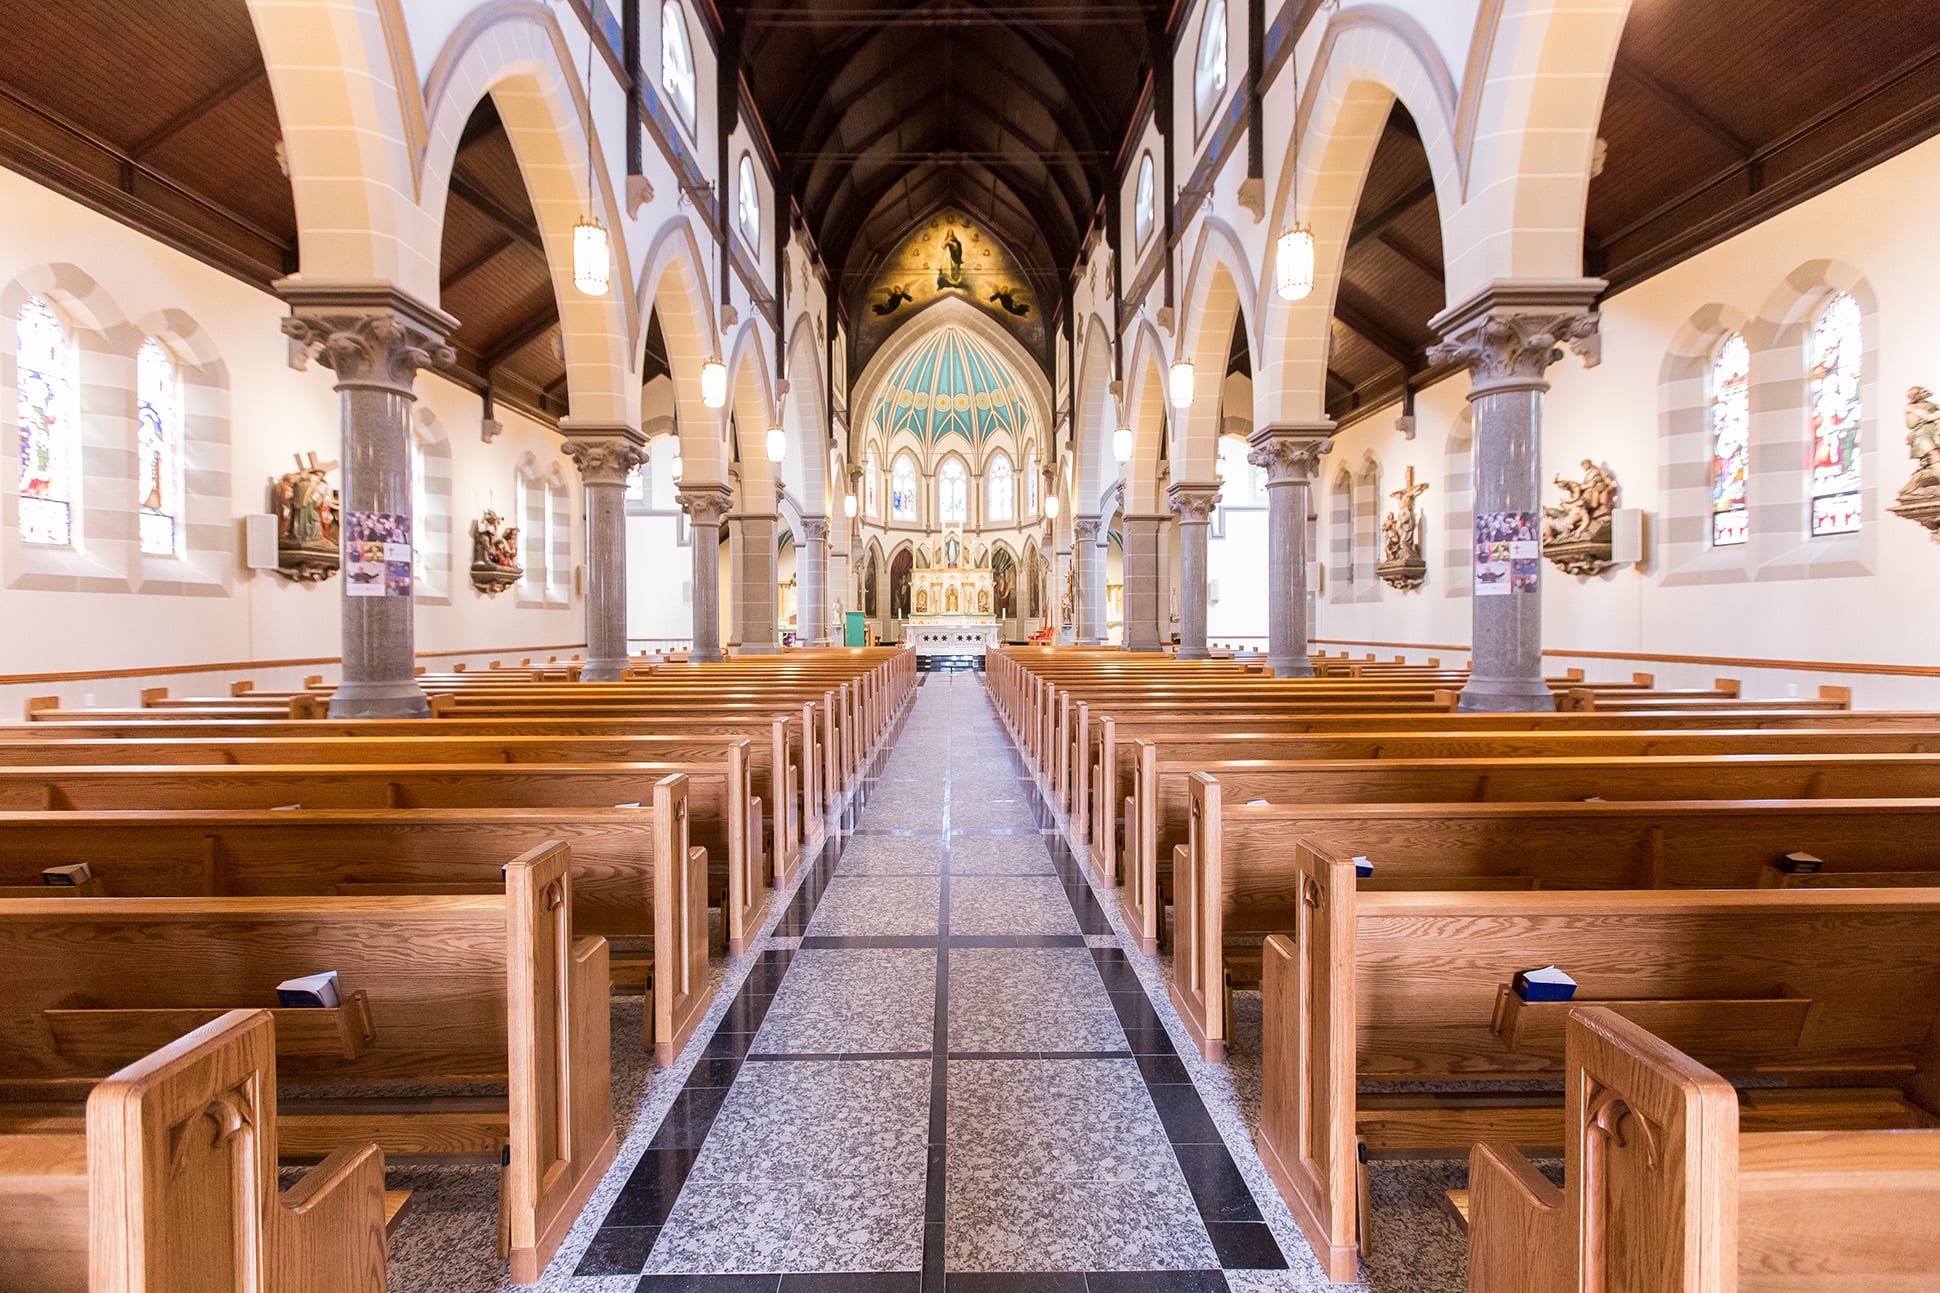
[
  {"x1": 1352, "y1": 855, "x2": 1374, "y2": 878},
  {"x1": 276, "y1": 971, "x2": 341, "y2": 1009},
  {"x1": 1512, "y1": 965, "x2": 1577, "y2": 1003}
]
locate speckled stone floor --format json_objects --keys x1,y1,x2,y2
[{"x1": 378, "y1": 671, "x2": 1470, "y2": 1291}]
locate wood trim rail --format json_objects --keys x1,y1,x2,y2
[
  {"x1": 1311, "y1": 638, "x2": 1940, "y2": 681},
  {"x1": 0, "y1": 645, "x2": 591, "y2": 688}
]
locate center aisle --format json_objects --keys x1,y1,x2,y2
[{"x1": 575, "y1": 671, "x2": 1295, "y2": 1291}]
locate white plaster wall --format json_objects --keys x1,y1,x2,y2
[
  {"x1": 1309, "y1": 133, "x2": 1940, "y2": 707},
  {"x1": 0, "y1": 169, "x2": 584, "y2": 707}
]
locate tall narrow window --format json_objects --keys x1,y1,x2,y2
[
  {"x1": 986, "y1": 453, "x2": 1014, "y2": 522},
  {"x1": 939, "y1": 458, "x2": 968, "y2": 524},
  {"x1": 1709, "y1": 332, "x2": 1750, "y2": 548},
  {"x1": 1134, "y1": 154, "x2": 1156, "y2": 250},
  {"x1": 1809, "y1": 291, "x2": 1863, "y2": 536},
  {"x1": 16, "y1": 296, "x2": 76, "y2": 546},
  {"x1": 136, "y1": 338, "x2": 183, "y2": 555},
  {"x1": 1025, "y1": 457, "x2": 1038, "y2": 517},
  {"x1": 866, "y1": 449, "x2": 881, "y2": 518},
  {"x1": 660, "y1": 2, "x2": 696, "y2": 135},
  {"x1": 1194, "y1": 0, "x2": 1229, "y2": 131},
  {"x1": 736, "y1": 154, "x2": 760, "y2": 249},
  {"x1": 890, "y1": 452, "x2": 917, "y2": 522}
]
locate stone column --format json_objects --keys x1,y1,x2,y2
[
  {"x1": 799, "y1": 515, "x2": 830, "y2": 647},
  {"x1": 561, "y1": 426, "x2": 649, "y2": 681},
  {"x1": 677, "y1": 484, "x2": 733, "y2": 663},
  {"x1": 1248, "y1": 424, "x2": 1334, "y2": 678},
  {"x1": 278, "y1": 284, "x2": 456, "y2": 718},
  {"x1": 1121, "y1": 513, "x2": 1166, "y2": 652},
  {"x1": 731, "y1": 486, "x2": 780, "y2": 654},
  {"x1": 1167, "y1": 482, "x2": 1221, "y2": 660},
  {"x1": 1072, "y1": 516, "x2": 1103, "y2": 644},
  {"x1": 1429, "y1": 283, "x2": 1602, "y2": 711}
]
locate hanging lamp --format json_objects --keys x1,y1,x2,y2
[
  {"x1": 1168, "y1": 359, "x2": 1195, "y2": 410},
  {"x1": 1274, "y1": 58, "x2": 1314, "y2": 302},
  {"x1": 572, "y1": 30, "x2": 610, "y2": 296}
]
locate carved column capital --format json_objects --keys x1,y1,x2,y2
[
  {"x1": 560, "y1": 425, "x2": 650, "y2": 486},
  {"x1": 1072, "y1": 515, "x2": 1103, "y2": 542},
  {"x1": 1247, "y1": 424, "x2": 1335, "y2": 484},
  {"x1": 1166, "y1": 481, "x2": 1223, "y2": 524},
  {"x1": 277, "y1": 282, "x2": 458, "y2": 397},
  {"x1": 676, "y1": 483, "x2": 735, "y2": 526},
  {"x1": 800, "y1": 516, "x2": 831, "y2": 543},
  {"x1": 1427, "y1": 280, "x2": 1605, "y2": 396}
]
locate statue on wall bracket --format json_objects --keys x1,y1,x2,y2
[
  {"x1": 1377, "y1": 465, "x2": 1429, "y2": 590},
  {"x1": 1890, "y1": 385, "x2": 1940, "y2": 540},
  {"x1": 469, "y1": 509, "x2": 523, "y2": 595},
  {"x1": 271, "y1": 451, "x2": 340, "y2": 583},
  {"x1": 1542, "y1": 459, "x2": 1620, "y2": 576}
]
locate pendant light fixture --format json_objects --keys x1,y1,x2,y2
[
  {"x1": 701, "y1": 356, "x2": 727, "y2": 408},
  {"x1": 1112, "y1": 425, "x2": 1135, "y2": 464},
  {"x1": 1275, "y1": 59, "x2": 1314, "y2": 302},
  {"x1": 572, "y1": 27, "x2": 610, "y2": 297},
  {"x1": 766, "y1": 423, "x2": 787, "y2": 463},
  {"x1": 1044, "y1": 494, "x2": 1059, "y2": 519},
  {"x1": 843, "y1": 493, "x2": 858, "y2": 519},
  {"x1": 1168, "y1": 358, "x2": 1195, "y2": 410}
]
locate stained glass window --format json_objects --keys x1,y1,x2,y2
[
  {"x1": 890, "y1": 452, "x2": 916, "y2": 522},
  {"x1": 661, "y1": 2, "x2": 696, "y2": 135},
  {"x1": 1134, "y1": 154, "x2": 1155, "y2": 249},
  {"x1": 1709, "y1": 332, "x2": 1750, "y2": 548},
  {"x1": 1194, "y1": 0, "x2": 1228, "y2": 130},
  {"x1": 137, "y1": 338, "x2": 183, "y2": 555},
  {"x1": 866, "y1": 450, "x2": 881, "y2": 518},
  {"x1": 1808, "y1": 291, "x2": 1862, "y2": 536},
  {"x1": 987, "y1": 453, "x2": 1013, "y2": 523},
  {"x1": 939, "y1": 458, "x2": 968, "y2": 524},
  {"x1": 17, "y1": 296, "x2": 76, "y2": 546}
]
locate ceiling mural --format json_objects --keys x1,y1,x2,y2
[
  {"x1": 870, "y1": 325, "x2": 1033, "y2": 448},
  {"x1": 853, "y1": 210, "x2": 1047, "y2": 374}
]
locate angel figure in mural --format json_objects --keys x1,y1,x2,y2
[
  {"x1": 1901, "y1": 386, "x2": 1940, "y2": 498},
  {"x1": 988, "y1": 285, "x2": 1031, "y2": 317},
  {"x1": 874, "y1": 284, "x2": 913, "y2": 316},
  {"x1": 937, "y1": 228, "x2": 965, "y2": 289}
]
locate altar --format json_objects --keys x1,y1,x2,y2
[
  {"x1": 904, "y1": 529, "x2": 1000, "y2": 656},
  {"x1": 906, "y1": 620, "x2": 1002, "y2": 657},
  {"x1": 910, "y1": 566, "x2": 993, "y2": 618}
]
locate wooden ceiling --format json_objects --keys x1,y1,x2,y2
[{"x1": 2, "y1": 0, "x2": 1935, "y2": 431}]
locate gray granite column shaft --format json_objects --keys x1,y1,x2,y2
[
  {"x1": 800, "y1": 516, "x2": 829, "y2": 647},
  {"x1": 1429, "y1": 285, "x2": 1603, "y2": 711},
  {"x1": 1167, "y1": 482, "x2": 1220, "y2": 661},
  {"x1": 733, "y1": 507, "x2": 779, "y2": 654},
  {"x1": 562, "y1": 428, "x2": 649, "y2": 681},
  {"x1": 1248, "y1": 426, "x2": 1332, "y2": 678},
  {"x1": 278, "y1": 285, "x2": 457, "y2": 719},
  {"x1": 1121, "y1": 513, "x2": 1164, "y2": 652},
  {"x1": 678, "y1": 485, "x2": 733, "y2": 663},
  {"x1": 1072, "y1": 516, "x2": 1103, "y2": 644}
]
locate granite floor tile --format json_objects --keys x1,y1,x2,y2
[
  {"x1": 750, "y1": 949, "x2": 937, "y2": 1053},
  {"x1": 948, "y1": 876, "x2": 1081, "y2": 936},
  {"x1": 947, "y1": 948, "x2": 1126, "y2": 1052},
  {"x1": 643, "y1": 1174, "x2": 927, "y2": 1275},
  {"x1": 943, "y1": 835, "x2": 1055, "y2": 875},
  {"x1": 835, "y1": 835, "x2": 947, "y2": 876},
  {"x1": 947, "y1": 1058, "x2": 1174, "y2": 1182},
  {"x1": 806, "y1": 877, "x2": 942, "y2": 937},
  {"x1": 942, "y1": 1175, "x2": 1218, "y2": 1273},
  {"x1": 686, "y1": 1058, "x2": 931, "y2": 1184}
]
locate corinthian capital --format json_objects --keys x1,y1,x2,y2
[
  {"x1": 1427, "y1": 280, "x2": 1605, "y2": 392},
  {"x1": 800, "y1": 516, "x2": 831, "y2": 543},
  {"x1": 276, "y1": 282, "x2": 457, "y2": 396},
  {"x1": 1247, "y1": 424, "x2": 1334, "y2": 483},
  {"x1": 560, "y1": 426, "x2": 650, "y2": 486},
  {"x1": 1166, "y1": 481, "x2": 1223, "y2": 523},
  {"x1": 1072, "y1": 516, "x2": 1103, "y2": 542},
  {"x1": 676, "y1": 484, "x2": 735, "y2": 526}
]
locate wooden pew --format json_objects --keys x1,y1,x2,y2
[
  {"x1": 1173, "y1": 783, "x2": 1940, "y2": 1059},
  {"x1": 1251, "y1": 838, "x2": 1940, "y2": 1282},
  {"x1": 0, "y1": 840, "x2": 613, "y2": 1284},
  {"x1": 0, "y1": 1010, "x2": 396, "y2": 1293},
  {"x1": 0, "y1": 793, "x2": 711, "y2": 1062},
  {"x1": 0, "y1": 756, "x2": 771, "y2": 955},
  {"x1": 1465, "y1": 1008, "x2": 1940, "y2": 1293},
  {"x1": 1118, "y1": 749, "x2": 1940, "y2": 954}
]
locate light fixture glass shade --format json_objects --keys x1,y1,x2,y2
[
  {"x1": 1169, "y1": 359, "x2": 1195, "y2": 410},
  {"x1": 1112, "y1": 426, "x2": 1135, "y2": 464},
  {"x1": 1044, "y1": 494, "x2": 1059, "y2": 519},
  {"x1": 1275, "y1": 225, "x2": 1315, "y2": 301},
  {"x1": 573, "y1": 216, "x2": 611, "y2": 296},
  {"x1": 700, "y1": 357, "x2": 728, "y2": 409},
  {"x1": 669, "y1": 451, "x2": 683, "y2": 481},
  {"x1": 1214, "y1": 455, "x2": 1229, "y2": 480},
  {"x1": 766, "y1": 425, "x2": 786, "y2": 463},
  {"x1": 843, "y1": 493, "x2": 857, "y2": 519}
]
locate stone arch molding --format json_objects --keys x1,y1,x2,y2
[
  {"x1": 1176, "y1": 219, "x2": 1258, "y2": 483},
  {"x1": 636, "y1": 217, "x2": 726, "y2": 484},
  {"x1": 1071, "y1": 312, "x2": 1120, "y2": 510},
  {"x1": 1121, "y1": 321, "x2": 1173, "y2": 514}
]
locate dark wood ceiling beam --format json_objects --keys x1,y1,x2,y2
[
  {"x1": 1612, "y1": 54, "x2": 1753, "y2": 159},
  {"x1": 1373, "y1": 230, "x2": 1443, "y2": 283},
  {"x1": 446, "y1": 174, "x2": 547, "y2": 258},
  {"x1": 126, "y1": 66, "x2": 265, "y2": 159},
  {"x1": 478, "y1": 304, "x2": 562, "y2": 370},
  {"x1": 1332, "y1": 283, "x2": 1422, "y2": 369},
  {"x1": 440, "y1": 232, "x2": 518, "y2": 291},
  {"x1": 1347, "y1": 177, "x2": 1435, "y2": 244}
]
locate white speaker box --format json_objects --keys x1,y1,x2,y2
[
  {"x1": 1612, "y1": 508, "x2": 1645, "y2": 566},
  {"x1": 243, "y1": 513, "x2": 278, "y2": 569}
]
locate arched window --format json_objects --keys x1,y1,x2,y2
[
  {"x1": 1025, "y1": 456, "x2": 1039, "y2": 517},
  {"x1": 1194, "y1": 0, "x2": 1229, "y2": 131},
  {"x1": 736, "y1": 154, "x2": 760, "y2": 248},
  {"x1": 1809, "y1": 291, "x2": 1863, "y2": 536},
  {"x1": 1709, "y1": 332, "x2": 1750, "y2": 548},
  {"x1": 16, "y1": 295, "x2": 77, "y2": 546},
  {"x1": 986, "y1": 453, "x2": 1014, "y2": 522},
  {"x1": 660, "y1": 1, "x2": 697, "y2": 135},
  {"x1": 136, "y1": 337, "x2": 183, "y2": 555},
  {"x1": 890, "y1": 452, "x2": 917, "y2": 522},
  {"x1": 1134, "y1": 153, "x2": 1156, "y2": 250},
  {"x1": 865, "y1": 449, "x2": 881, "y2": 518},
  {"x1": 939, "y1": 458, "x2": 969, "y2": 524}
]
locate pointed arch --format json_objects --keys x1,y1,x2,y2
[
  {"x1": 1121, "y1": 321, "x2": 1172, "y2": 514},
  {"x1": 1176, "y1": 219, "x2": 1257, "y2": 482},
  {"x1": 637, "y1": 217, "x2": 724, "y2": 484}
]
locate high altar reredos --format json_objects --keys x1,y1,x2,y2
[{"x1": 906, "y1": 529, "x2": 1002, "y2": 656}]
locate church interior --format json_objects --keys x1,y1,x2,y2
[{"x1": 3, "y1": 0, "x2": 1940, "y2": 1289}]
